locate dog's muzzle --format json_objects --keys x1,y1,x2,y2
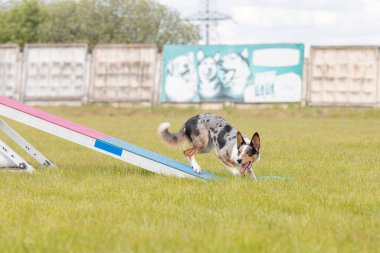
[{"x1": 240, "y1": 162, "x2": 251, "y2": 174}]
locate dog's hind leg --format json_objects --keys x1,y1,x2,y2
[{"x1": 184, "y1": 147, "x2": 201, "y2": 173}]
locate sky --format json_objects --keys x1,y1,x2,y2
[{"x1": 156, "y1": 0, "x2": 380, "y2": 55}]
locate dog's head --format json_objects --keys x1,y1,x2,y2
[
  {"x1": 218, "y1": 48, "x2": 249, "y2": 85},
  {"x1": 166, "y1": 52, "x2": 196, "y2": 80},
  {"x1": 236, "y1": 131, "x2": 260, "y2": 173},
  {"x1": 197, "y1": 50, "x2": 220, "y2": 80}
]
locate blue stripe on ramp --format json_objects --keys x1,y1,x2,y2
[
  {"x1": 96, "y1": 137, "x2": 217, "y2": 180},
  {"x1": 94, "y1": 139, "x2": 123, "y2": 156}
]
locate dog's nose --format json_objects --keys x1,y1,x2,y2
[{"x1": 237, "y1": 159, "x2": 242, "y2": 164}]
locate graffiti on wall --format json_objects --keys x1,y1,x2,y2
[{"x1": 160, "y1": 44, "x2": 304, "y2": 103}]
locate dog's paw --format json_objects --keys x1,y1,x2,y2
[
  {"x1": 251, "y1": 174, "x2": 258, "y2": 181},
  {"x1": 192, "y1": 164, "x2": 201, "y2": 174},
  {"x1": 232, "y1": 168, "x2": 241, "y2": 177},
  {"x1": 247, "y1": 169, "x2": 258, "y2": 181}
]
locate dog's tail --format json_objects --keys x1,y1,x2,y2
[{"x1": 158, "y1": 122, "x2": 185, "y2": 146}]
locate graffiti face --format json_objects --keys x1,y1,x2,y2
[
  {"x1": 199, "y1": 57, "x2": 217, "y2": 78},
  {"x1": 218, "y1": 48, "x2": 251, "y2": 99},
  {"x1": 197, "y1": 50, "x2": 222, "y2": 99},
  {"x1": 165, "y1": 52, "x2": 198, "y2": 102},
  {"x1": 166, "y1": 53, "x2": 196, "y2": 81}
]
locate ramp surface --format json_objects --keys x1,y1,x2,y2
[{"x1": 0, "y1": 96, "x2": 216, "y2": 180}]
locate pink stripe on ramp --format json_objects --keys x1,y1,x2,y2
[{"x1": 0, "y1": 96, "x2": 110, "y2": 139}]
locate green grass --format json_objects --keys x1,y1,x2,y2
[{"x1": 0, "y1": 106, "x2": 379, "y2": 253}]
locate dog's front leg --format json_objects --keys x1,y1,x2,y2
[
  {"x1": 247, "y1": 167, "x2": 258, "y2": 181},
  {"x1": 224, "y1": 165, "x2": 241, "y2": 177}
]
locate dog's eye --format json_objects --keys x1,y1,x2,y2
[{"x1": 247, "y1": 148, "x2": 257, "y2": 156}]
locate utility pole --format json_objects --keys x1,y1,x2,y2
[{"x1": 187, "y1": 0, "x2": 231, "y2": 45}]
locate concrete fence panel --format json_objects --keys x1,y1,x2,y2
[
  {"x1": 377, "y1": 54, "x2": 380, "y2": 107},
  {"x1": 0, "y1": 45, "x2": 22, "y2": 100},
  {"x1": 22, "y1": 44, "x2": 88, "y2": 103},
  {"x1": 90, "y1": 44, "x2": 157, "y2": 103},
  {"x1": 308, "y1": 46, "x2": 379, "y2": 107}
]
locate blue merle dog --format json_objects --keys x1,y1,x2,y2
[{"x1": 158, "y1": 113, "x2": 260, "y2": 180}]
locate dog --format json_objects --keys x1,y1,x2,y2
[
  {"x1": 218, "y1": 48, "x2": 251, "y2": 99},
  {"x1": 158, "y1": 113, "x2": 260, "y2": 180},
  {"x1": 164, "y1": 52, "x2": 198, "y2": 102},
  {"x1": 197, "y1": 50, "x2": 222, "y2": 99}
]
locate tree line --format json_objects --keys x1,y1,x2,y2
[{"x1": 0, "y1": 0, "x2": 200, "y2": 50}]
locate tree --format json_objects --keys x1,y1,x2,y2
[
  {"x1": 0, "y1": 0, "x2": 200, "y2": 50},
  {"x1": 0, "y1": 0, "x2": 46, "y2": 47}
]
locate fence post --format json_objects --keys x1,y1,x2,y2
[
  {"x1": 152, "y1": 53, "x2": 162, "y2": 106},
  {"x1": 83, "y1": 52, "x2": 91, "y2": 105},
  {"x1": 301, "y1": 57, "x2": 308, "y2": 106},
  {"x1": 376, "y1": 47, "x2": 380, "y2": 108}
]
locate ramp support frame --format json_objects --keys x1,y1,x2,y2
[{"x1": 0, "y1": 119, "x2": 55, "y2": 173}]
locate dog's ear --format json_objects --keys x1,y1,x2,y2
[
  {"x1": 166, "y1": 61, "x2": 173, "y2": 75},
  {"x1": 241, "y1": 48, "x2": 248, "y2": 59},
  {"x1": 186, "y1": 52, "x2": 195, "y2": 64},
  {"x1": 197, "y1": 50, "x2": 205, "y2": 61},
  {"x1": 250, "y1": 132, "x2": 260, "y2": 150},
  {"x1": 237, "y1": 131, "x2": 245, "y2": 148},
  {"x1": 214, "y1": 52, "x2": 220, "y2": 62}
]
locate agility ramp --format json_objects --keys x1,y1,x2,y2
[{"x1": 0, "y1": 96, "x2": 216, "y2": 180}]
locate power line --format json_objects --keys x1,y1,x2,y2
[{"x1": 187, "y1": 0, "x2": 231, "y2": 45}]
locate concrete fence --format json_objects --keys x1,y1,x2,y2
[
  {"x1": 1, "y1": 44, "x2": 380, "y2": 107},
  {"x1": 0, "y1": 45, "x2": 22, "y2": 100},
  {"x1": 0, "y1": 43, "x2": 160, "y2": 105},
  {"x1": 90, "y1": 44, "x2": 159, "y2": 103},
  {"x1": 22, "y1": 44, "x2": 89, "y2": 103},
  {"x1": 307, "y1": 46, "x2": 380, "y2": 107}
]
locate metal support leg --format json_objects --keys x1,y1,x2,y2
[
  {"x1": 0, "y1": 140, "x2": 34, "y2": 173},
  {"x1": 0, "y1": 151, "x2": 17, "y2": 167},
  {"x1": 0, "y1": 119, "x2": 55, "y2": 168}
]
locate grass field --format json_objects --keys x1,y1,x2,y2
[{"x1": 0, "y1": 105, "x2": 379, "y2": 253}]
